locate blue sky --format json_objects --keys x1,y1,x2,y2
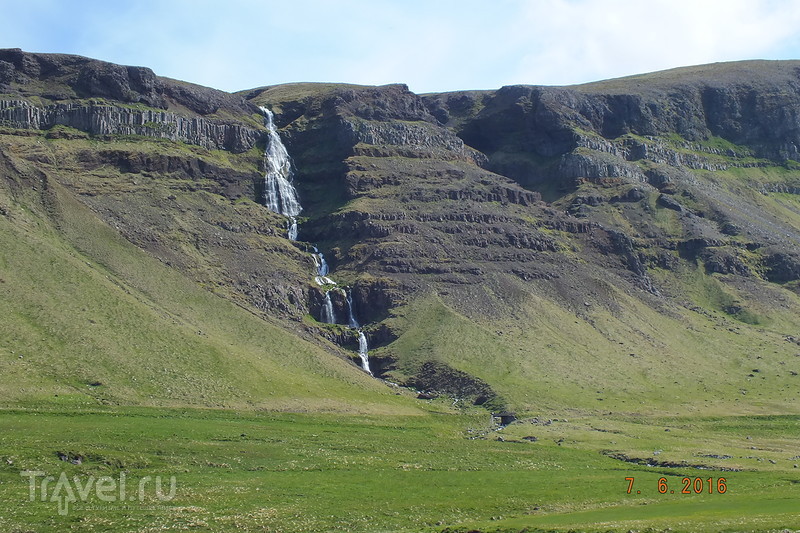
[{"x1": 4, "y1": 0, "x2": 800, "y2": 94}]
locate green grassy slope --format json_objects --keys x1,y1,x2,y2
[
  {"x1": 0, "y1": 165, "x2": 416, "y2": 414},
  {"x1": 379, "y1": 273, "x2": 800, "y2": 415}
]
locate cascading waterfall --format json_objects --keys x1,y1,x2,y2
[
  {"x1": 260, "y1": 106, "x2": 301, "y2": 240},
  {"x1": 312, "y1": 247, "x2": 335, "y2": 285},
  {"x1": 259, "y1": 105, "x2": 371, "y2": 374},
  {"x1": 344, "y1": 289, "x2": 370, "y2": 373},
  {"x1": 357, "y1": 332, "x2": 371, "y2": 375},
  {"x1": 312, "y1": 246, "x2": 329, "y2": 276},
  {"x1": 287, "y1": 218, "x2": 298, "y2": 241},
  {"x1": 321, "y1": 291, "x2": 336, "y2": 324},
  {"x1": 345, "y1": 290, "x2": 359, "y2": 329}
]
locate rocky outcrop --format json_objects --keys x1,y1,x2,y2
[
  {"x1": 763, "y1": 250, "x2": 800, "y2": 282},
  {"x1": 326, "y1": 83, "x2": 437, "y2": 123},
  {"x1": 559, "y1": 149, "x2": 646, "y2": 183},
  {"x1": 345, "y1": 119, "x2": 464, "y2": 151},
  {"x1": 0, "y1": 99, "x2": 261, "y2": 153},
  {"x1": 341, "y1": 117, "x2": 491, "y2": 166},
  {"x1": 0, "y1": 48, "x2": 165, "y2": 106},
  {"x1": 604, "y1": 229, "x2": 647, "y2": 277},
  {"x1": 759, "y1": 183, "x2": 800, "y2": 195},
  {"x1": 71, "y1": 147, "x2": 261, "y2": 198},
  {"x1": 702, "y1": 248, "x2": 751, "y2": 276},
  {"x1": 406, "y1": 361, "x2": 502, "y2": 407},
  {"x1": 307, "y1": 277, "x2": 403, "y2": 326},
  {"x1": 657, "y1": 193, "x2": 688, "y2": 212},
  {"x1": 428, "y1": 62, "x2": 800, "y2": 192},
  {"x1": 0, "y1": 49, "x2": 263, "y2": 152},
  {"x1": 0, "y1": 48, "x2": 258, "y2": 116}
]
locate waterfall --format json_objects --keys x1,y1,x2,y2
[
  {"x1": 321, "y1": 291, "x2": 336, "y2": 324},
  {"x1": 321, "y1": 288, "x2": 372, "y2": 374},
  {"x1": 312, "y1": 246, "x2": 329, "y2": 276},
  {"x1": 346, "y1": 289, "x2": 371, "y2": 373},
  {"x1": 259, "y1": 105, "x2": 373, "y2": 375},
  {"x1": 260, "y1": 106, "x2": 301, "y2": 239},
  {"x1": 345, "y1": 290, "x2": 359, "y2": 328},
  {"x1": 358, "y1": 332, "x2": 372, "y2": 374},
  {"x1": 311, "y1": 249, "x2": 333, "y2": 285},
  {"x1": 317, "y1": 253, "x2": 329, "y2": 276}
]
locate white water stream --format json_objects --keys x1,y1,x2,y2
[
  {"x1": 261, "y1": 107, "x2": 371, "y2": 374},
  {"x1": 260, "y1": 107, "x2": 301, "y2": 240}
]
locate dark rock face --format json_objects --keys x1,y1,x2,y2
[
  {"x1": 610, "y1": 187, "x2": 646, "y2": 202},
  {"x1": 427, "y1": 61, "x2": 800, "y2": 191},
  {"x1": 700, "y1": 84, "x2": 800, "y2": 158},
  {"x1": 325, "y1": 83, "x2": 437, "y2": 123},
  {"x1": 0, "y1": 48, "x2": 258, "y2": 116},
  {"x1": 657, "y1": 193, "x2": 686, "y2": 212},
  {"x1": 351, "y1": 278, "x2": 404, "y2": 323},
  {"x1": 407, "y1": 361, "x2": 500, "y2": 407},
  {"x1": 559, "y1": 150, "x2": 646, "y2": 183},
  {"x1": 0, "y1": 49, "x2": 263, "y2": 152},
  {"x1": 703, "y1": 248, "x2": 751, "y2": 276},
  {"x1": 0, "y1": 48, "x2": 164, "y2": 105},
  {"x1": 604, "y1": 229, "x2": 648, "y2": 278},
  {"x1": 0, "y1": 99, "x2": 260, "y2": 152},
  {"x1": 764, "y1": 250, "x2": 800, "y2": 282},
  {"x1": 75, "y1": 62, "x2": 162, "y2": 106}
]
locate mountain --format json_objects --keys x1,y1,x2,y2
[{"x1": 1, "y1": 49, "x2": 799, "y2": 414}]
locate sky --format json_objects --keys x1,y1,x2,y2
[{"x1": 4, "y1": 0, "x2": 800, "y2": 94}]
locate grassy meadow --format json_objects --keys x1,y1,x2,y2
[{"x1": 1, "y1": 407, "x2": 799, "y2": 532}]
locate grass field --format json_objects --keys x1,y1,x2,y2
[{"x1": 0, "y1": 407, "x2": 798, "y2": 532}]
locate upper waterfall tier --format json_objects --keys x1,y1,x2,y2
[{"x1": 261, "y1": 107, "x2": 302, "y2": 218}]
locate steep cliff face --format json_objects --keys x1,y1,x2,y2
[
  {"x1": 424, "y1": 61, "x2": 800, "y2": 289},
  {"x1": 253, "y1": 72, "x2": 800, "y2": 303},
  {"x1": 250, "y1": 84, "x2": 554, "y2": 305},
  {"x1": 427, "y1": 61, "x2": 800, "y2": 184},
  {"x1": 0, "y1": 99, "x2": 260, "y2": 152},
  {"x1": 0, "y1": 49, "x2": 263, "y2": 152},
  {"x1": 2, "y1": 52, "x2": 800, "y2": 412}
]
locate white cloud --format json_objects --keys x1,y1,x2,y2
[{"x1": 506, "y1": 0, "x2": 800, "y2": 86}]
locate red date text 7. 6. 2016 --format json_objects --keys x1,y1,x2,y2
[{"x1": 626, "y1": 477, "x2": 727, "y2": 495}]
